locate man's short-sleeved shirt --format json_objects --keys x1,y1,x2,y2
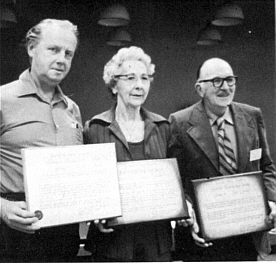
[{"x1": 1, "y1": 69, "x2": 83, "y2": 193}]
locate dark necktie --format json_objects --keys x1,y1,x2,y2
[{"x1": 217, "y1": 117, "x2": 237, "y2": 175}]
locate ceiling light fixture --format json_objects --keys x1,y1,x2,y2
[
  {"x1": 98, "y1": 4, "x2": 130, "y2": 27},
  {"x1": 212, "y1": 2, "x2": 244, "y2": 26},
  {"x1": 107, "y1": 28, "x2": 132, "y2": 46},
  {"x1": 0, "y1": 4, "x2": 17, "y2": 28},
  {"x1": 196, "y1": 24, "x2": 222, "y2": 45}
]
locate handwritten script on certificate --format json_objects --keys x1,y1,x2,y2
[
  {"x1": 108, "y1": 158, "x2": 188, "y2": 226},
  {"x1": 192, "y1": 171, "x2": 271, "y2": 240},
  {"x1": 22, "y1": 143, "x2": 121, "y2": 228}
]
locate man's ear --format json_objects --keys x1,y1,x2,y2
[
  {"x1": 27, "y1": 42, "x2": 35, "y2": 58},
  {"x1": 111, "y1": 86, "x2": 117, "y2": 95},
  {"x1": 195, "y1": 83, "x2": 204, "y2": 98}
]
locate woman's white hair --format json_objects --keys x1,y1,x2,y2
[{"x1": 103, "y1": 46, "x2": 155, "y2": 86}]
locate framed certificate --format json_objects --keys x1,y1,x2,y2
[
  {"x1": 22, "y1": 143, "x2": 122, "y2": 228},
  {"x1": 108, "y1": 158, "x2": 189, "y2": 226},
  {"x1": 192, "y1": 171, "x2": 272, "y2": 240}
]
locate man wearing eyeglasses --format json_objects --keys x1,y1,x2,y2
[{"x1": 168, "y1": 58, "x2": 276, "y2": 261}]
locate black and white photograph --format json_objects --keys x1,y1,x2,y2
[{"x1": 1, "y1": 0, "x2": 275, "y2": 261}]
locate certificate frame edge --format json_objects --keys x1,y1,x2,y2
[
  {"x1": 108, "y1": 158, "x2": 189, "y2": 226},
  {"x1": 191, "y1": 170, "x2": 271, "y2": 241},
  {"x1": 22, "y1": 143, "x2": 122, "y2": 228}
]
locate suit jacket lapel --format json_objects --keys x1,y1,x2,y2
[
  {"x1": 187, "y1": 102, "x2": 219, "y2": 171},
  {"x1": 230, "y1": 103, "x2": 256, "y2": 172}
]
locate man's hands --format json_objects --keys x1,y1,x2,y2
[
  {"x1": 94, "y1": 219, "x2": 114, "y2": 233},
  {"x1": 1, "y1": 198, "x2": 40, "y2": 234},
  {"x1": 177, "y1": 200, "x2": 213, "y2": 248},
  {"x1": 268, "y1": 201, "x2": 276, "y2": 230}
]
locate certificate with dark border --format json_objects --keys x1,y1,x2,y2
[
  {"x1": 108, "y1": 158, "x2": 189, "y2": 226},
  {"x1": 192, "y1": 171, "x2": 272, "y2": 240},
  {"x1": 22, "y1": 143, "x2": 122, "y2": 228}
]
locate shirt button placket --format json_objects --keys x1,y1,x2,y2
[{"x1": 51, "y1": 103, "x2": 59, "y2": 131}]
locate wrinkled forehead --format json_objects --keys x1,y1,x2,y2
[
  {"x1": 40, "y1": 25, "x2": 77, "y2": 47},
  {"x1": 119, "y1": 60, "x2": 148, "y2": 74},
  {"x1": 200, "y1": 59, "x2": 234, "y2": 79}
]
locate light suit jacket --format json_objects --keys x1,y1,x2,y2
[{"x1": 168, "y1": 100, "x2": 276, "y2": 257}]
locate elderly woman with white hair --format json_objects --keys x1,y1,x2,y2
[{"x1": 83, "y1": 46, "x2": 172, "y2": 262}]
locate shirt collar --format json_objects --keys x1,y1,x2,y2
[
  {"x1": 17, "y1": 69, "x2": 68, "y2": 106},
  {"x1": 206, "y1": 106, "x2": 234, "y2": 126},
  {"x1": 91, "y1": 105, "x2": 167, "y2": 125},
  {"x1": 224, "y1": 107, "x2": 234, "y2": 125},
  {"x1": 52, "y1": 85, "x2": 68, "y2": 106}
]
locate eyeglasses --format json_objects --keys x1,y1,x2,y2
[
  {"x1": 198, "y1": 76, "x2": 238, "y2": 88},
  {"x1": 113, "y1": 73, "x2": 153, "y2": 84}
]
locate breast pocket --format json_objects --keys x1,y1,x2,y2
[{"x1": 56, "y1": 124, "x2": 83, "y2": 145}]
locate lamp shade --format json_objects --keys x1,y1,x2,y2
[
  {"x1": 98, "y1": 4, "x2": 130, "y2": 27},
  {"x1": 212, "y1": 3, "x2": 244, "y2": 26},
  {"x1": 1, "y1": 5, "x2": 17, "y2": 28},
  {"x1": 196, "y1": 26, "x2": 222, "y2": 45},
  {"x1": 107, "y1": 28, "x2": 132, "y2": 46}
]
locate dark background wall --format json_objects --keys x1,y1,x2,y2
[{"x1": 1, "y1": 0, "x2": 275, "y2": 161}]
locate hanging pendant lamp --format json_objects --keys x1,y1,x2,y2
[
  {"x1": 196, "y1": 24, "x2": 222, "y2": 45},
  {"x1": 98, "y1": 4, "x2": 130, "y2": 27},
  {"x1": 212, "y1": 2, "x2": 244, "y2": 26},
  {"x1": 1, "y1": 5, "x2": 17, "y2": 28},
  {"x1": 107, "y1": 28, "x2": 132, "y2": 46}
]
